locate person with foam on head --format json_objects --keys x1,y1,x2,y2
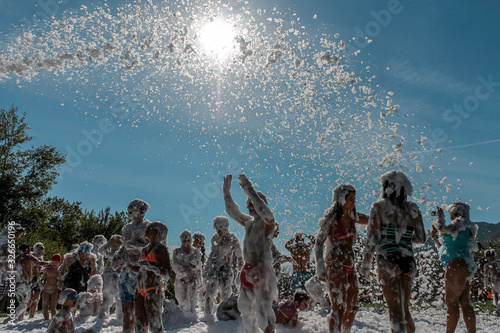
[
  {"x1": 46, "y1": 288, "x2": 79, "y2": 333},
  {"x1": 431, "y1": 201, "x2": 478, "y2": 332},
  {"x1": 28, "y1": 242, "x2": 45, "y2": 319},
  {"x1": 133, "y1": 221, "x2": 170, "y2": 333},
  {"x1": 223, "y1": 173, "x2": 277, "y2": 333},
  {"x1": 172, "y1": 229, "x2": 202, "y2": 314},
  {"x1": 203, "y1": 215, "x2": 243, "y2": 315},
  {"x1": 60, "y1": 241, "x2": 97, "y2": 294},
  {"x1": 361, "y1": 171, "x2": 426, "y2": 333},
  {"x1": 91, "y1": 235, "x2": 107, "y2": 275},
  {"x1": 113, "y1": 198, "x2": 151, "y2": 333},
  {"x1": 314, "y1": 183, "x2": 368, "y2": 332},
  {"x1": 285, "y1": 231, "x2": 315, "y2": 296},
  {"x1": 483, "y1": 249, "x2": 500, "y2": 316},
  {"x1": 78, "y1": 274, "x2": 103, "y2": 317},
  {"x1": 98, "y1": 234, "x2": 123, "y2": 319}
]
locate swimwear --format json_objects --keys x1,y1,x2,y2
[
  {"x1": 137, "y1": 286, "x2": 163, "y2": 298},
  {"x1": 342, "y1": 265, "x2": 355, "y2": 276},
  {"x1": 439, "y1": 228, "x2": 477, "y2": 274},
  {"x1": 291, "y1": 271, "x2": 313, "y2": 294},
  {"x1": 31, "y1": 276, "x2": 41, "y2": 293},
  {"x1": 119, "y1": 269, "x2": 138, "y2": 303},
  {"x1": 334, "y1": 218, "x2": 356, "y2": 239},
  {"x1": 140, "y1": 248, "x2": 158, "y2": 263},
  {"x1": 44, "y1": 290, "x2": 56, "y2": 295},
  {"x1": 378, "y1": 224, "x2": 416, "y2": 273},
  {"x1": 240, "y1": 264, "x2": 265, "y2": 290}
]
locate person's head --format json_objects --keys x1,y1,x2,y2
[
  {"x1": 87, "y1": 275, "x2": 103, "y2": 293},
  {"x1": 92, "y1": 235, "x2": 107, "y2": 249},
  {"x1": 180, "y1": 229, "x2": 192, "y2": 251},
  {"x1": 59, "y1": 288, "x2": 79, "y2": 308},
  {"x1": 51, "y1": 253, "x2": 62, "y2": 267},
  {"x1": 245, "y1": 191, "x2": 269, "y2": 216},
  {"x1": 19, "y1": 243, "x2": 30, "y2": 255},
  {"x1": 127, "y1": 198, "x2": 150, "y2": 223},
  {"x1": 380, "y1": 170, "x2": 413, "y2": 205},
  {"x1": 330, "y1": 183, "x2": 357, "y2": 219},
  {"x1": 192, "y1": 232, "x2": 205, "y2": 249},
  {"x1": 78, "y1": 241, "x2": 93, "y2": 261},
  {"x1": 294, "y1": 231, "x2": 305, "y2": 242},
  {"x1": 293, "y1": 290, "x2": 310, "y2": 311},
  {"x1": 145, "y1": 221, "x2": 168, "y2": 246},
  {"x1": 485, "y1": 249, "x2": 495, "y2": 261},
  {"x1": 446, "y1": 202, "x2": 470, "y2": 220},
  {"x1": 213, "y1": 216, "x2": 230, "y2": 237},
  {"x1": 33, "y1": 242, "x2": 45, "y2": 256},
  {"x1": 108, "y1": 234, "x2": 123, "y2": 252}
]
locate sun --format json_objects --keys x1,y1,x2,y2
[{"x1": 199, "y1": 19, "x2": 236, "y2": 60}]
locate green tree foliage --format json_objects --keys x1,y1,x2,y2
[
  {"x1": 1, "y1": 105, "x2": 127, "y2": 258},
  {"x1": 0, "y1": 105, "x2": 65, "y2": 224}
]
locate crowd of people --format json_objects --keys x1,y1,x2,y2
[{"x1": 0, "y1": 171, "x2": 498, "y2": 333}]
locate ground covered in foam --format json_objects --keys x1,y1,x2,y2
[{"x1": 2, "y1": 304, "x2": 498, "y2": 332}]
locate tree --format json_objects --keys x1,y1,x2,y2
[{"x1": 0, "y1": 105, "x2": 65, "y2": 225}]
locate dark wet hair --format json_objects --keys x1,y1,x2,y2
[
  {"x1": 485, "y1": 249, "x2": 495, "y2": 257},
  {"x1": 382, "y1": 180, "x2": 406, "y2": 206},
  {"x1": 293, "y1": 290, "x2": 310, "y2": 304},
  {"x1": 19, "y1": 243, "x2": 30, "y2": 252}
]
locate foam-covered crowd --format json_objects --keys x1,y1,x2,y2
[{"x1": 1, "y1": 171, "x2": 499, "y2": 333}]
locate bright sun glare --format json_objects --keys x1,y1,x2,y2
[{"x1": 199, "y1": 19, "x2": 236, "y2": 60}]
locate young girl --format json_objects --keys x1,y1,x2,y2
[
  {"x1": 134, "y1": 221, "x2": 171, "y2": 333},
  {"x1": 315, "y1": 184, "x2": 368, "y2": 333},
  {"x1": 431, "y1": 202, "x2": 477, "y2": 332},
  {"x1": 361, "y1": 171, "x2": 426, "y2": 333},
  {"x1": 46, "y1": 288, "x2": 79, "y2": 333}
]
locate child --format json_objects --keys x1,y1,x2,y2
[
  {"x1": 41, "y1": 254, "x2": 63, "y2": 320},
  {"x1": 273, "y1": 290, "x2": 310, "y2": 327},
  {"x1": 172, "y1": 230, "x2": 202, "y2": 314},
  {"x1": 46, "y1": 288, "x2": 79, "y2": 333},
  {"x1": 78, "y1": 275, "x2": 103, "y2": 317},
  {"x1": 134, "y1": 221, "x2": 171, "y2": 333}
]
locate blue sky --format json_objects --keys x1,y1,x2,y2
[{"x1": 1, "y1": 0, "x2": 499, "y2": 249}]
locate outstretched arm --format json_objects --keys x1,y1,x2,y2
[
  {"x1": 238, "y1": 174, "x2": 274, "y2": 226},
  {"x1": 433, "y1": 206, "x2": 467, "y2": 237},
  {"x1": 223, "y1": 174, "x2": 252, "y2": 227}
]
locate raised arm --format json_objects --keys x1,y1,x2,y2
[
  {"x1": 433, "y1": 206, "x2": 467, "y2": 237},
  {"x1": 238, "y1": 174, "x2": 274, "y2": 225},
  {"x1": 223, "y1": 174, "x2": 252, "y2": 227}
]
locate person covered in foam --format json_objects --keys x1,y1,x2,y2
[
  {"x1": 483, "y1": 249, "x2": 500, "y2": 316},
  {"x1": 91, "y1": 235, "x2": 107, "y2": 275},
  {"x1": 59, "y1": 241, "x2": 97, "y2": 294},
  {"x1": 361, "y1": 171, "x2": 426, "y2": 333},
  {"x1": 28, "y1": 242, "x2": 45, "y2": 319},
  {"x1": 431, "y1": 202, "x2": 478, "y2": 332},
  {"x1": 132, "y1": 221, "x2": 171, "y2": 333},
  {"x1": 46, "y1": 288, "x2": 79, "y2": 333},
  {"x1": 315, "y1": 183, "x2": 368, "y2": 332},
  {"x1": 98, "y1": 234, "x2": 123, "y2": 319},
  {"x1": 78, "y1": 275, "x2": 103, "y2": 317},
  {"x1": 203, "y1": 215, "x2": 243, "y2": 315},
  {"x1": 285, "y1": 231, "x2": 315, "y2": 296},
  {"x1": 192, "y1": 232, "x2": 206, "y2": 310},
  {"x1": 172, "y1": 229, "x2": 202, "y2": 314},
  {"x1": 41, "y1": 253, "x2": 63, "y2": 320},
  {"x1": 223, "y1": 173, "x2": 277, "y2": 333},
  {"x1": 112, "y1": 198, "x2": 151, "y2": 333}
]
